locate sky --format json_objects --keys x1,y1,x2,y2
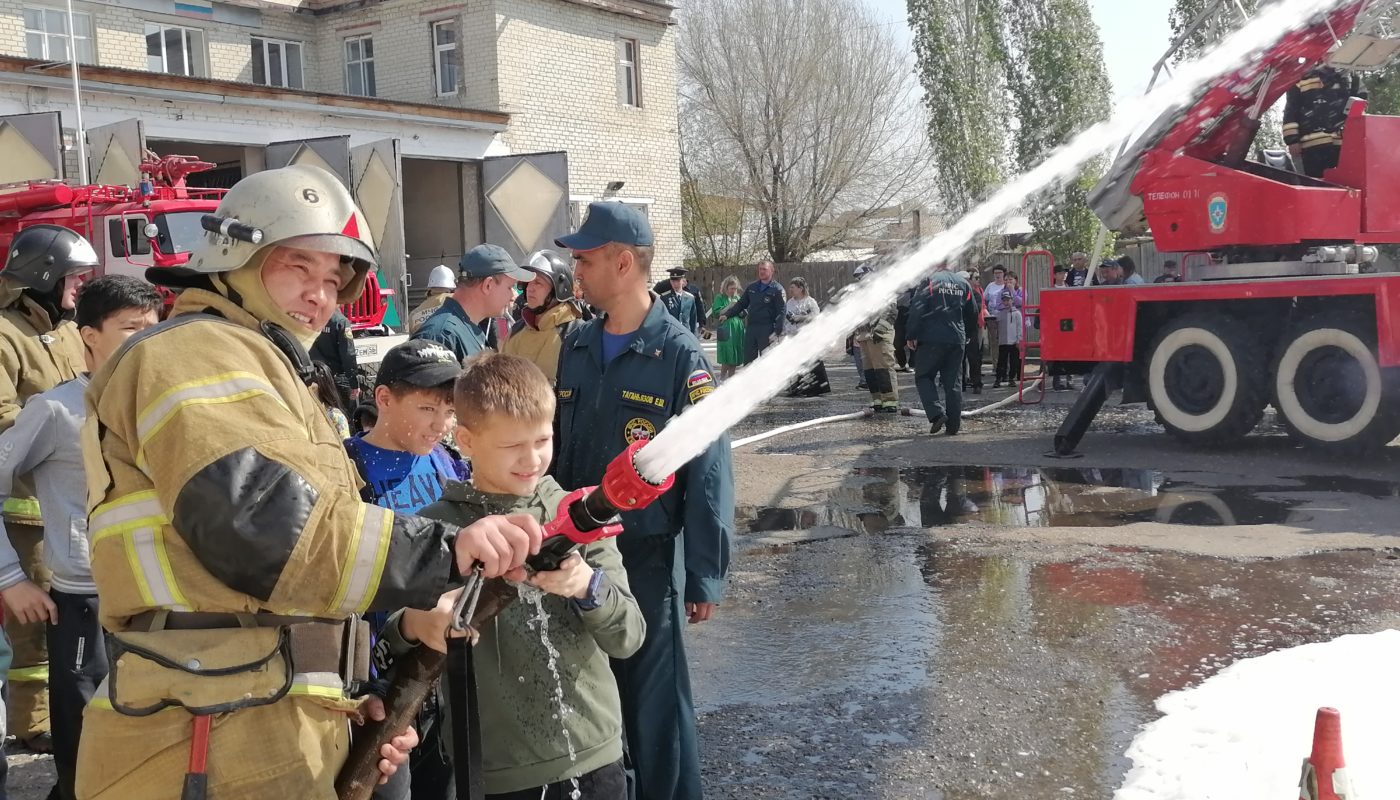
[{"x1": 862, "y1": 0, "x2": 1176, "y2": 102}]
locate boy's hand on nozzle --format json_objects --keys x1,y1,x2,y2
[
  {"x1": 527, "y1": 552, "x2": 594, "y2": 600},
  {"x1": 454, "y1": 513, "x2": 543, "y2": 581},
  {"x1": 402, "y1": 587, "x2": 471, "y2": 654}
]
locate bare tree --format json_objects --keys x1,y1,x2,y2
[{"x1": 679, "y1": 0, "x2": 933, "y2": 264}]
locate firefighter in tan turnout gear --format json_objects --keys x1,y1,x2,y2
[
  {"x1": 0, "y1": 224, "x2": 93, "y2": 749},
  {"x1": 77, "y1": 164, "x2": 544, "y2": 799}
]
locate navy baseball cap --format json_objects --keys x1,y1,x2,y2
[
  {"x1": 459, "y1": 244, "x2": 533, "y2": 281},
  {"x1": 555, "y1": 202, "x2": 654, "y2": 251},
  {"x1": 376, "y1": 340, "x2": 461, "y2": 388}
]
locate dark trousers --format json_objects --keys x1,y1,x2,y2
[
  {"x1": 893, "y1": 307, "x2": 910, "y2": 369},
  {"x1": 46, "y1": 590, "x2": 107, "y2": 800},
  {"x1": 612, "y1": 535, "x2": 702, "y2": 800},
  {"x1": 488, "y1": 760, "x2": 627, "y2": 800},
  {"x1": 962, "y1": 330, "x2": 983, "y2": 389},
  {"x1": 743, "y1": 325, "x2": 775, "y2": 365},
  {"x1": 914, "y1": 343, "x2": 965, "y2": 432},
  {"x1": 995, "y1": 345, "x2": 1022, "y2": 382},
  {"x1": 1301, "y1": 143, "x2": 1340, "y2": 178}
]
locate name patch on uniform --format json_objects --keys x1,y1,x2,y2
[
  {"x1": 689, "y1": 385, "x2": 715, "y2": 403},
  {"x1": 624, "y1": 417, "x2": 657, "y2": 444},
  {"x1": 686, "y1": 369, "x2": 714, "y2": 389},
  {"x1": 557, "y1": 388, "x2": 574, "y2": 400},
  {"x1": 621, "y1": 389, "x2": 666, "y2": 409}
]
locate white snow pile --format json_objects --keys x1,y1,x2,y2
[{"x1": 1115, "y1": 629, "x2": 1400, "y2": 800}]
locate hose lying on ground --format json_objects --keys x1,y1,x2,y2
[{"x1": 730, "y1": 379, "x2": 1043, "y2": 451}]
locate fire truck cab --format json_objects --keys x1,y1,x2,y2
[{"x1": 1040, "y1": 0, "x2": 1400, "y2": 454}]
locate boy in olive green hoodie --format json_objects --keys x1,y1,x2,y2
[{"x1": 380, "y1": 352, "x2": 644, "y2": 799}]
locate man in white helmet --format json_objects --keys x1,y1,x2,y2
[
  {"x1": 407, "y1": 264, "x2": 456, "y2": 335},
  {"x1": 77, "y1": 165, "x2": 544, "y2": 799}
]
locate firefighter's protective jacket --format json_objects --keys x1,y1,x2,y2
[
  {"x1": 502, "y1": 300, "x2": 585, "y2": 384},
  {"x1": 0, "y1": 280, "x2": 85, "y2": 526},
  {"x1": 854, "y1": 302, "x2": 897, "y2": 344},
  {"x1": 1283, "y1": 67, "x2": 1365, "y2": 151},
  {"x1": 77, "y1": 286, "x2": 461, "y2": 799}
]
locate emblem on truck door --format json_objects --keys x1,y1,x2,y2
[{"x1": 1207, "y1": 193, "x2": 1228, "y2": 233}]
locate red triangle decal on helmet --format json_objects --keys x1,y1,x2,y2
[{"x1": 341, "y1": 215, "x2": 360, "y2": 238}]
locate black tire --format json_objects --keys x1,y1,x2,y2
[
  {"x1": 1270, "y1": 313, "x2": 1400, "y2": 453},
  {"x1": 1145, "y1": 313, "x2": 1268, "y2": 446}
]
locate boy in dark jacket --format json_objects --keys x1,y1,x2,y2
[{"x1": 381, "y1": 352, "x2": 644, "y2": 799}]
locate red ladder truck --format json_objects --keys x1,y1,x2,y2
[{"x1": 1040, "y1": 0, "x2": 1400, "y2": 455}]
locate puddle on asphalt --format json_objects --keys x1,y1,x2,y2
[
  {"x1": 737, "y1": 466, "x2": 1400, "y2": 533},
  {"x1": 691, "y1": 539, "x2": 1400, "y2": 798}
]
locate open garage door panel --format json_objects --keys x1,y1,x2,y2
[
  {"x1": 351, "y1": 138, "x2": 406, "y2": 317},
  {"x1": 265, "y1": 135, "x2": 352, "y2": 184},
  {"x1": 481, "y1": 151, "x2": 569, "y2": 262},
  {"x1": 87, "y1": 119, "x2": 145, "y2": 187},
  {"x1": 0, "y1": 112, "x2": 65, "y2": 183}
]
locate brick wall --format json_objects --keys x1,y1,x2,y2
[
  {"x1": 0, "y1": 0, "x2": 315, "y2": 84},
  {"x1": 492, "y1": 0, "x2": 681, "y2": 277}
]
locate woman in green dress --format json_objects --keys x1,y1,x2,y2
[{"x1": 710, "y1": 274, "x2": 746, "y2": 379}]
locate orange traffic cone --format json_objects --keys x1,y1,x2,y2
[{"x1": 1298, "y1": 707, "x2": 1350, "y2": 800}]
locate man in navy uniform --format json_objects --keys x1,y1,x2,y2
[
  {"x1": 714, "y1": 260, "x2": 784, "y2": 364},
  {"x1": 553, "y1": 202, "x2": 734, "y2": 800},
  {"x1": 413, "y1": 244, "x2": 532, "y2": 362},
  {"x1": 659, "y1": 268, "x2": 700, "y2": 335},
  {"x1": 653, "y1": 269, "x2": 706, "y2": 328}
]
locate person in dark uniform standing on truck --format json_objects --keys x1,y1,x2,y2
[
  {"x1": 310, "y1": 308, "x2": 358, "y2": 410},
  {"x1": 553, "y1": 201, "x2": 734, "y2": 800},
  {"x1": 1284, "y1": 65, "x2": 1364, "y2": 178},
  {"x1": 714, "y1": 260, "x2": 784, "y2": 364}
]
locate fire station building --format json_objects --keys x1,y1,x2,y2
[{"x1": 0, "y1": 0, "x2": 681, "y2": 305}]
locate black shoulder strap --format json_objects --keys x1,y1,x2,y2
[{"x1": 448, "y1": 640, "x2": 484, "y2": 800}]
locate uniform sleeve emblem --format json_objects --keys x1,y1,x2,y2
[
  {"x1": 624, "y1": 417, "x2": 657, "y2": 444},
  {"x1": 686, "y1": 369, "x2": 715, "y2": 389},
  {"x1": 688, "y1": 385, "x2": 715, "y2": 404}
]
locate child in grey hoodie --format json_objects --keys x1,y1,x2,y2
[{"x1": 0, "y1": 275, "x2": 162, "y2": 800}]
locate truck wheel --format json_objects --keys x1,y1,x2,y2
[
  {"x1": 1271, "y1": 315, "x2": 1400, "y2": 452},
  {"x1": 1146, "y1": 314, "x2": 1267, "y2": 446}
]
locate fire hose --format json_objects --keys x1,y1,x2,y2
[
  {"x1": 335, "y1": 439, "x2": 674, "y2": 800},
  {"x1": 730, "y1": 379, "x2": 1042, "y2": 451}
]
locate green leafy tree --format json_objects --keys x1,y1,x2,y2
[
  {"x1": 908, "y1": 0, "x2": 1011, "y2": 220},
  {"x1": 1003, "y1": 0, "x2": 1112, "y2": 257}
]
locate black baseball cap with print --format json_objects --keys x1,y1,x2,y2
[{"x1": 375, "y1": 340, "x2": 461, "y2": 389}]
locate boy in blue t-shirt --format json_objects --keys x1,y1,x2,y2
[{"x1": 344, "y1": 339, "x2": 469, "y2": 800}]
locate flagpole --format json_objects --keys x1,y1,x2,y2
[{"x1": 64, "y1": 0, "x2": 87, "y2": 183}]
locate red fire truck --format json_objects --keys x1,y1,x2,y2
[
  {"x1": 0, "y1": 153, "x2": 393, "y2": 331},
  {"x1": 1040, "y1": 0, "x2": 1400, "y2": 454}
]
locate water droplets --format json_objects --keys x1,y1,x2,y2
[{"x1": 520, "y1": 585, "x2": 583, "y2": 800}]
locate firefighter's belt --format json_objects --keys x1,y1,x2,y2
[{"x1": 106, "y1": 614, "x2": 371, "y2": 717}]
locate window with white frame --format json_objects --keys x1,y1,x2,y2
[
  {"x1": 617, "y1": 38, "x2": 641, "y2": 107},
  {"x1": 432, "y1": 19, "x2": 458, "y2": 97},
  {"x1": 251, "y1": 36, "x2": 303, "y2": 89},
  {"x1": 23, "y1": 6, "x2": 94, "y2": 64},
  {"x1": 145, "y1": 23, "x2": 207, "y2": 77},
  {"x1": 344, "y1": 35, "x2": 376, "y2": 97}
]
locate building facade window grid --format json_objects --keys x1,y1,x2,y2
[
  {"x1": 145, "y1": 22, "x2": 207, "y2": 77},
  {"x1": 22, "y1": 6, "x2": 94, "y2": 64},
  {"x1": 617, "y1": 37, "x2": 640, "y2": 107},
  {"x1": 432, "y1": 19, "x2": 458, "y2": 97},
  {"x1": 344, "y1": 34, "x2": 376, "y2": 97},
  {"x1": 251, "y1": 36, "x2": 304, "y2": 89}
]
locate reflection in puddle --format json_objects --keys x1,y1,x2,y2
[{"x1": 738, "y1": 466, "x2": 1400, "y2": 533}]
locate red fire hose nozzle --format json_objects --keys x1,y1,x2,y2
[
  {"x1": 529, "y1": 440, "x2": 674, "y2": 572},
  {"x1": 600, "y1": 439, "x2": 675, "y2": 511}
]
